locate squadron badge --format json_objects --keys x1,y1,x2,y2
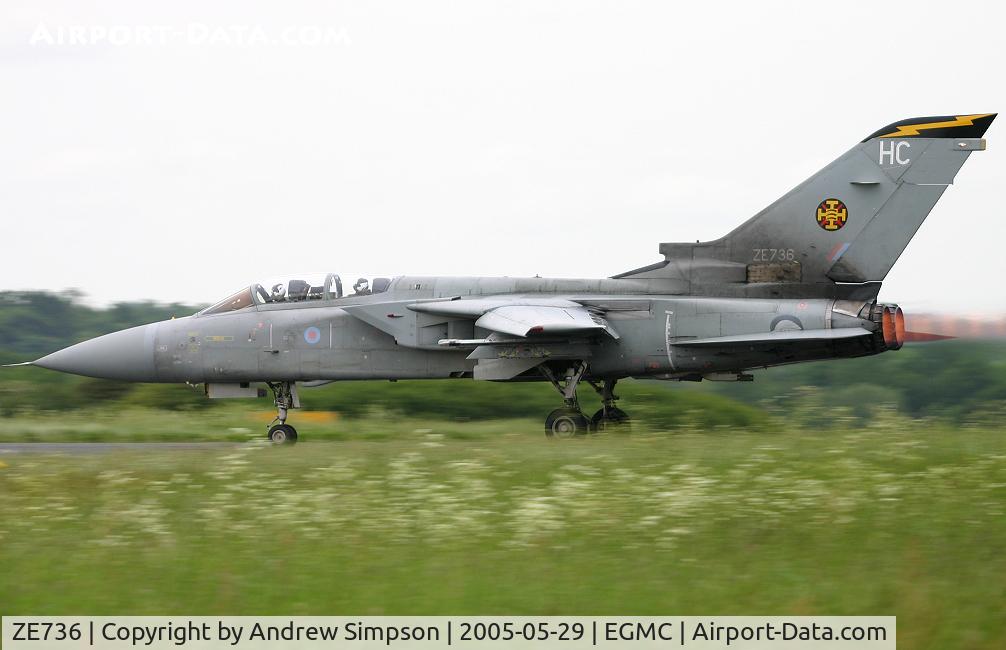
[{"x1": 816, "y1": 198, "x2": 848, "y2": 231}]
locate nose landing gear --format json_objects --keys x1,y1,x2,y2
[
  {"x1": 268, "y1": 423, "x2": 297, "y2": 443},
  {"x1": 266, "y1": 381, "x2": 299, "y2": 443}
]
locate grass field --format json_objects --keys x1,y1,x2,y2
[{"x1": 2, "y1": 414, "x2": 1005, "y2": 650}]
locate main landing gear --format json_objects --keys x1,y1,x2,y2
[
  {"x1": 266, "y1": 381, "x2": 299, "y2": 444},
  {"x1": 588, "y1": 377, "x2": 630, "y2": 431},
  {"x1": 540, "y1": 363, "x2": 630, "y2": 438}
]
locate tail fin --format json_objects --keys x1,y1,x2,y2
[{"x1": 654, "y1": 113, "x2": 995, "y2": 291}]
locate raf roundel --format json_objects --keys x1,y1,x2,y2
[
  {"x1": 816, "y1": 198, "x2": 848, "y2": 231},
  {"x1": 304, "y1": 326, "x2": 322, "y2": 345}
]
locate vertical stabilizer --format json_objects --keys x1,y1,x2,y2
[{"x1": 649, "y1": 114, "x2": 995, "y2": 290}]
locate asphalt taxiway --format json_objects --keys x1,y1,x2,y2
[{"x1": 0, "y1": 442, "x2": 241, "y2": 455}]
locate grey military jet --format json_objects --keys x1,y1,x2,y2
[{"x1": 9, "y1": 114, "x2": 996, "y2": 442}]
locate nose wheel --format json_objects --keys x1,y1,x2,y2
[
  {"x1": 268, "y1": 423, "x2": 298, "y2": 443},
  {"x1": 266, "y1": 381, "x2": 300, "y2": 444}
]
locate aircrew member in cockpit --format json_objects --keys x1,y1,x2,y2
[{"x1": 353, "y1": 278, "x2": 371, "y2": 296}]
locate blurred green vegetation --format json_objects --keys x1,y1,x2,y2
[
  {"x1": 2, "y1": 290, "x2": 1006, "y2": 429},
  {"x1": 2, "y1": 423, "x2": 1005, "y2": 650},
  {"x1": 0, "y1": 289, "x2": 201, "y2": 358}
]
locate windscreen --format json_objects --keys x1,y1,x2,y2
[{"x1": 201, "y1": 287, "x2": 255, "y2": 315}]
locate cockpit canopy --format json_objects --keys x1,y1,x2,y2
[{"x1": 199, "y1": 273, "x2": 392, "y2": 316}]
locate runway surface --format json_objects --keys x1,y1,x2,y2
[{"x1": 0, "y1": 442, "x2": 241, "y2": 455}]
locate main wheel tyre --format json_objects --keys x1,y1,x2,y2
[
  {"x1": 268, "y1": 424, "x2": 298, "y2": 444},
  {"x1": 591, "y1": 407, "x2": 630, "y2": 432},
  {"x1": 545, "y1": 408, "x2": 590, "y2": 439}
]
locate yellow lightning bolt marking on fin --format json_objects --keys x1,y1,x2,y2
[{"x1": 878, "y1": 114, "x2": 993, "y2": 138}]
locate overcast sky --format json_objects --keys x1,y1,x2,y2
[{"x1": 2, "y1": 0, "x2": 1003, "y2": 313}]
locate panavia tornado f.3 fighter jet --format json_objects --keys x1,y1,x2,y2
[{"x1": 9, "y1": 114, "x2": 996, "y2": 442}]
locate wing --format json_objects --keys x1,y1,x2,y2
[
  {"x1": 408, "y1": 298, "x2": 618, "y2": 341},
  {"x1": 474, "y1": 304, "x2": 606, "y2": 338}
]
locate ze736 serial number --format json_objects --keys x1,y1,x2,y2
[
  {"x1": 11, "y1": 623, "x2": 83, "y2": 642},
  {"x1": 752, "y1": 248, "x2": 795, "y2": 262}
]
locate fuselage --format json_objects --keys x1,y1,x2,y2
[{"x1": 32, "y1": 274, "x2": 890, "y2": 384}]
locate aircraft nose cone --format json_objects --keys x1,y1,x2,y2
[{"x1": 34, "y1": 323, "x2": 158, "y2": 381}]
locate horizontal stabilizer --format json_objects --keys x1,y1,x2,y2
[{"x1": 673, "y1": 327, "x2": 872, "y2": 347}]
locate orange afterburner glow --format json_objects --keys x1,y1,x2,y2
[{"x1": 882, "y1": 306, "x2": 905, "y2": 350}]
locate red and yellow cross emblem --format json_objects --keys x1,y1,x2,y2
[{"x1": 816, "y1": 198, "x2": 848, "y2": 231}]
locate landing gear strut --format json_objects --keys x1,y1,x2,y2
[
  {"x1": 588, "y1": 378, "x2": 630, "y2": 431},
  {"x1": 266, "y1": 381, "x2": 299, "y2": 444},
  {"x1": 540, "y1": 362, "x2": 591, "y2": 438},
  {"x1": 540, "y1": 365, "x2": 630, "y2": 438}
]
